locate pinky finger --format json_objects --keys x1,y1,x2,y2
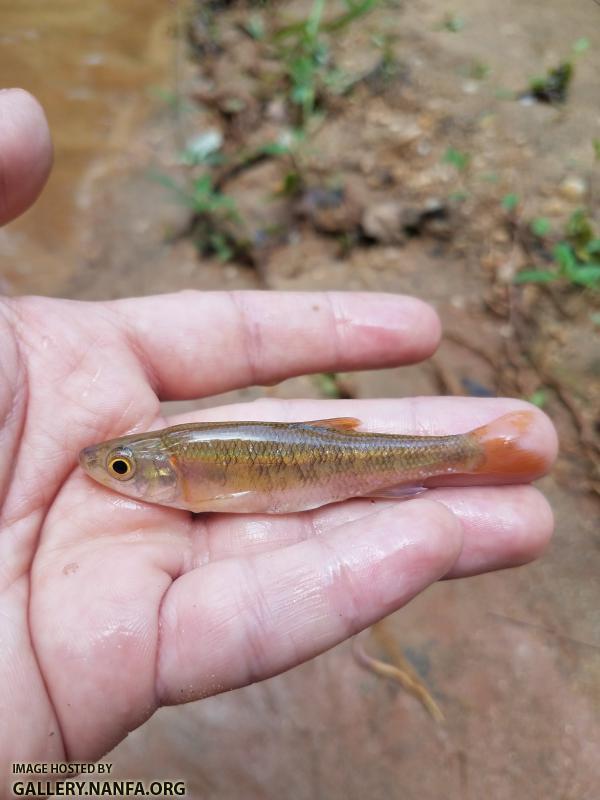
[{"x1": 155, "y1": 499, "x2": 462, "y2": 704}]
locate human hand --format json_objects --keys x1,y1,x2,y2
[{"x1": 0, "y1": 89, "x2": 557, "y2": 774}]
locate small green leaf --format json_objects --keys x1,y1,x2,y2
[
  {"x1": 514, "y1": 269, "x2": 556, "y2": 284},
  {"x1": 501, "y1": 193, "x2": 519, "y2": 212},
  {"x1": 528, "y1": 62, "x2": 573, "y2": 104},
  {"x1": 572, "y1": 264, "x2": 600, "y2": 286},
  {"x1": 572, "y1": 37, "x2": 590, "y2": 55},
  {"x1": 553, "y1": 242, "x2": 578, "y2": 277},
  {"x1": 443, "y1": 147, "x2": 470, "y2": 170},
  {"x1": 441, "y1": 13, "x2": 465, "y2": 32},
  {"x1": 467, "y1": 60, "x2": 490, "y2": 80},
  {"x1": 531, "y1": 217, "x2": 551, "y2": 237},
  {"x1": 528, "y1": 389, "x2": 548, "y2": 408},
  {"x1": 593, "y1": 139, "x2": 600, "y2": 162},
  {"x1": 209, "y1": 233, "x2": 234, "y2": 262},
  {"x1": 314, "y1": 372, "x2": 343, "y2": 399},
  {"x1": 150, "y1": 171, "x2": 197, "y2": 209},
  {"x1": 566, "y1": 208, "x2": 594, "y2": 249},
  {"x1": 585, "y1": 238, "x2": 600, "y2": 255},
  {"x1": 448, "y1": 190, "x2": 469, "y2": 202},
  {"x1": 243, "y1": 14, "x2": 265, "y2": 40},
  {"x1": 260, "y1": 141, "x2": 291, "y2": 157},
  {"x1": 281, "y1": 170, "x2": 303, "y2": 196},
  {"x1": 193, "y1": 174, "x2": 213, "y2": 193}
]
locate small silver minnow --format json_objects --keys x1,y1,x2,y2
[{"x1": 79, "y1": 411, "x2": 542, "y2": 514}]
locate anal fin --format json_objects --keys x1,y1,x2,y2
[{"x1": 364, "y1": 484, "x2": 427, "y2": 500}]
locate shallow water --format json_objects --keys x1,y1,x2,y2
[{"x1": 0, "y1": 0, "x2": 176, "y2": 291}]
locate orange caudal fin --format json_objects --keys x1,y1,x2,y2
[{"x1": 470, "y1": 411, "x2": 546, "y2": 478}]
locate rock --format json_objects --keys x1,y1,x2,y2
[
  {"x1": 296, "y1": 181, "x2": 364, "y2": 235},
  {"x1": 559, "y1": 175, "x2": 587, "y2": 201},
  {"x1": 362, "y1": 198, "x2": 452, "y2": 243},
  {"x1": 362, "y1": 201, "x2": 408, "y2": 244},
  {"x1": 365, "y1": 103, "x2": 422, "y2": 146}
]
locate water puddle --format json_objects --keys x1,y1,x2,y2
[{"x1": 0, "y1": 0, "x2": 178, "y2": 293}]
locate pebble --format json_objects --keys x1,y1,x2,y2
[{"x1": 559, "y1": 175, "x2": 587, "y2": 201}]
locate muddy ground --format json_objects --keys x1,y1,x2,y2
[{"x1": 1, "y1": 1, "x2": 600, "y2": 798}]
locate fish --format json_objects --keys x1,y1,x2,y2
[{"x1": 79, "y1": 411, "x2": 544, "y2": 515}]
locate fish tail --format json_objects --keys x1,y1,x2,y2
[{"x1": 469, "y1": 411, "x2": 545, "y2": 477}]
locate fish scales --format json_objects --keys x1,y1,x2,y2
[
  {"x1": 157, "y1": 422, "x2": 479, "y2": 511},
  {"x1": 79, "y1": 412, "x2": 543, "y2": 514}
]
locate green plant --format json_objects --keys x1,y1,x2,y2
[
  {"x1": 443, "y1": 147, "x2": 470, "y2": 171},
  {"x1": 287, "y1": 0, "x2": 328, "y2": 123},
  {"x1": 531, "y1": 217, "x2": 551, "y2": 237},
  {"x1": 314, "y1": 372, "x2": 343, "y2": 398},
  {"x1": 516, "y1": 209, "x2": 600, "y2": 289},
  {"x1": 275, "y1": 0, "x2": 379, "y2": 39},
  {"x1": 370, "y1": 32, "x2": 403, "y2": 84},
  {"x1": 440, "y1": 13, "x2": 465, "y2": 32},
  {"x1": 154, "y1": 172, "x2": 237, "y2": 217},
  {"x1": 242, "y1": 13, "x2": 266, "y2": 40},
  {"x1": 501, "y1": 193, "x2": 520, "y2": 212},
  {"x1": 153, "y1": 171, "x2": 246, "y2": 262},
  {"x1": 528, "y1": 62, "x2": 573, "y2": 104},
  {"x1": 167, "y1": 1, "x2": 383, "y2": 259},
  {"x1": 526, "y1": 38, "x2": 589, "y2": 105},
  {"x1": 528, "y1": 389, "x2": 548, "y2": 408},
  {"x1": 566, "y1": 207, "x2": 595, "y2": 251},
  {"x1": 463, "y1": 60, "x2": 490, "y2": 80},
  {"x1": 572, "y1": 37, "x2": 590, "y2": 55},
  {"x1": 313, "y1": 372, "x2": 353, "y2": 399},
  {"x1": 275, "y1": 0, "x2": 380, "y2": 127}
]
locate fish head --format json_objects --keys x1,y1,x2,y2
[{"x1": 79, "y1": 432, "x2": 179, "y2": 507}]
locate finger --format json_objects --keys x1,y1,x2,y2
[
  {"x1": 109, "y1": 291, "x2": 441, "y2": 399},
  {"x1": 197, "y1": 484, "x2": 553, "y2": 578},
  {"x1": 433, "y1": 484, "x2": 553, "y2": 577},
  {"x1": 167, "y1": 396, "x2": 558, "y2": 484},
  {"x1": 0, "y1": 89, "x2": 52, "y2": 225},
  {"x1": 156, "y1": 499, "x2": 462, "y2": 704}
]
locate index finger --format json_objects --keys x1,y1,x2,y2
[{"x1": 109, "y1": 290, "x2": 441, "y2": 400}]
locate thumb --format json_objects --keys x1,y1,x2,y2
[{"x1": 0, "y1": 88, "x2": 53, "y2": 225}]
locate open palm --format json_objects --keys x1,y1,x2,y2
[{"x1": 0, "y1": 90, "x2": 556, "y2": 776}]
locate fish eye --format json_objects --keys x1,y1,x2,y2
[{"x1": 107, "y1": 450, "x2": 136, "y2": 481}]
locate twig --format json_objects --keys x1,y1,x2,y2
[{"x1": 352, "y1": 621, "x2": 444, "y2": 723}]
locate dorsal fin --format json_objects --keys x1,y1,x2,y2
[{"x1": 298, "y1": 417, "x2": 362, "y2": 432}]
